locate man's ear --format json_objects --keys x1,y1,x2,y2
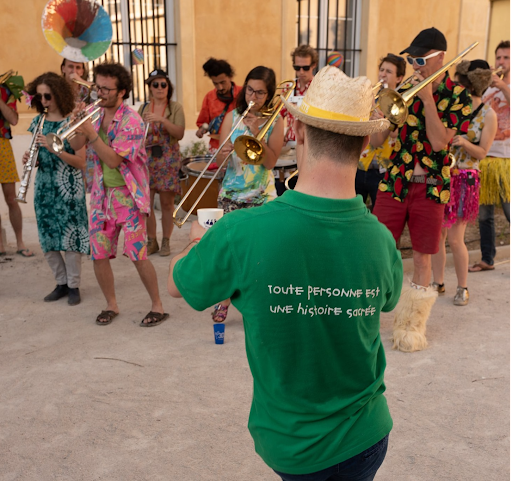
[
  {"x1": 294, "y1": 119, "x2": 305, "y2": 145},
  {"x1": 361, "y1": 135, "x2": 370, "y2": 153}
]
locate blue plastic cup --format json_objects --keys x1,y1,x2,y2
[{"x1": 213, "y1": 323, "x2": 225, "y2": 344}]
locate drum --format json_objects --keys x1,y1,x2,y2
[{"x1": 180, "y1": 156, "x2": 222, "y2": 215}]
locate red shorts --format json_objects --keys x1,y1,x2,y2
[{"x1": 373, "y1": 183, "x2": 445, "y2": 254}]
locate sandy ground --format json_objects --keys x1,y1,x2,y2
[{"x1": 0, "y1": 215, "x2": 509, "y2": 481}]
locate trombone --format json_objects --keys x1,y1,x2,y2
[
  {"x1": 377, "y1": 41, "x2": 479, "y2": 127},
  {"x1": 233, "y1": 80, "x2": 296, "y2": 165},
  {"x1": 173, "y1": 101, "x2": 255, "y2": 228},
  {"x1": 46, "y1": 98, "x2": 102, "y2": 154}
]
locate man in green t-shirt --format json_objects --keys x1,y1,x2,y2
[{"x1": 169, "y1": 66, "x2": 403, "y2": 480}]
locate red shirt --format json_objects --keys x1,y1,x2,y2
[
  {"x1": 280, "y1": 80, "x2": 312, "y2": 143},
  {"x1": 196, "y1": 84, "x2": 242, "y2": 150},
  {"x1": 0, "y1": 85, "x2": 16, "y2": 139}
]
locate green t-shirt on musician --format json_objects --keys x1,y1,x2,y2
[
  {"x1": 99, "y1": 128, "x2": 125, "y2": 187},
  {"x1": 173, "y1": 190, "x2": 403, "y2": 475}
]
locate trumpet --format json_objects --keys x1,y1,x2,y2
[
  {"x1": 0, "y1": 69, "x2": 14, "y2": 86},
  {"x1": 493, "y1": 66, "x2": 505, "y2": 80},
  {"x1": 377, "y1": 41, "x2": 479, "y2": 127},
  {"x1": 233, "y1": 80, "x2": 296, "y2": 165},
  {"x1": 16, "y1": 109, "x2": 47, "y2": 203},
  {"x1": 173, "y1": 101, "x2": 255, "y2": 228},
  {"x1": 372, "y1": 80, "x2": 388, "y2": 100},
  {"x1": 46, "y1": 98, "x2": 102, "y2": 154}
]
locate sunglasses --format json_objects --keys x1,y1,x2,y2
[
  {"x1": 406, "y1": 50, "x2": 443, "y2": 67},
  {"x1": 35, "y1": 93, "x2": 52, "y2": 101},
  {"x1": 151, "y1": 81, "x2": 168, "y2": 89},
  {"x1": 293, "y1": 65, "x2": 312, "y2": 72}
]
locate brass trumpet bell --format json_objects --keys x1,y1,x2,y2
[{"x1": 233, "y1": 79, "x2": 296, "y2": 165}]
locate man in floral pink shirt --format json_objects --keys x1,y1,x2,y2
[{"x1": 72, "y1": 62, "x2": 168, "y2": 327}]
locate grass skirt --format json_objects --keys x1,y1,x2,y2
[
  {"x1": 479, "y1": 157, "x2": 510, "y2": 206},
  {"x1": 443, "y1": 170, "x2": 479, "y2": 228}
]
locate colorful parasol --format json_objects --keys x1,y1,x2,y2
[{"x1": 42, "y1": 0, "x2": 113, "y2": 63}]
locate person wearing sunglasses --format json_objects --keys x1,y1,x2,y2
[
  {"x1": 277, "y1": 45, "x2": 318, "y2": 195},
  {"x1": 69, "y1": 62, "x2": 168, "y2": 327},
  {"x1": 137, "y1": 69, "x2": 185, "y2": 258},
  {"x1": 356, "y1": 53, "x2": 405, "y2": 211},
  {"x1": 196, "y1": 58, "x2": 242, "y2": 151},
  {"x1": 372, "y1": 27, "x2": 473, "y2": 352},
  {"x1": 23, "y1": 72, "x2": 89, "y2": 306},
  {"x1": 211, "y1": 66, "x2": 284, "y2": 323}
]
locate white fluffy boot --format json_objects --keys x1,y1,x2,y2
[{"x1": 392, "y1": 284, "x2": 438, "y2": 352}]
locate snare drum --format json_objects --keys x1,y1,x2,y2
[{"x1": 180, "y1": 156, "x2": 223, "y2": 215}]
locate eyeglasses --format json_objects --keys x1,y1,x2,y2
[
  {"x1": 406, "y1": 50, "x2": 443, "y2": 67},
  {"x1": 246, "y1": 85, "x2": 268, "y2": 99},
  {"x1": 151, "y1": 81, "x2": 168, "y2": 89},
  {"x1": 96, "y1": 85, "x2": 118, "y2": 94},
  {"x1": 293, "y1": 65, "x2": 312, "y2": 72},
  {"x1": 35, "y1": 93, "x2": 52, "y2": 101}
]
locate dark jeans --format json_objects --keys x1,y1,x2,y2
[
  {"x1": 274, "y1": 434, "x2": 389, "y2": 481},
  {"x1": 479, "y1": 202, "x2": 510, "y2": 265},
  {"x1": 355, "y1": 169, "x2": 384, "y2": 211}
]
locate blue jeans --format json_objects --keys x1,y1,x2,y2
[
  {"x1": 355, "y1": 169, "x2": 385, "y2": 211},
  {"x1": 479, "y1": 202, "x2": 510, "y2": 265},
  {"x1": 273, "y1": 434, "x2": 389, "y2": 481}
]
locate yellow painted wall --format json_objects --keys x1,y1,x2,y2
[
  {"x1": 2, "y1": 0, "x2": 63, "y2": 135},
  {"x1": 487, "y1": 0, "x2": 511, "y2": 63}
]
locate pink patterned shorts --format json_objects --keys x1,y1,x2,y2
[{"x1": 89, "y1": 186, "x2": 148, "y2": 261}]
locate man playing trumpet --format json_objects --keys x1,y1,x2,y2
[
  {"x1": 70, "y1": 61, "x2": 168, "y2": 327},
  {"x1": 372, "y1": 27, "x2": 472, "y2": 352}
]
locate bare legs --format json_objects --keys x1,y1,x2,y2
[
  {"x1": 93, "y1": 258, "x2": 164, "y2": 323},
  {"x1": 0, "y1": 182, "x2": 32, "y2": 253},
  {"x1": 147, "y1": 190, "x2": 176, "y2": 239},
  {"x1": 412, "y1": 250, "x2": 432, "y2": 287},
  {"x1": 432, "y1": 221, "x2": 469, "y2": 288}
]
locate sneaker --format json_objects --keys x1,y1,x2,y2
[
  {"x1": 431, "y1": 282, "x2": 445, "y2": 294},
  {"x1": 453, "y1": 286, "x2": 469, "y2": 306},
  {"x1": 159, "y1": 237, "x2": 171, "y2": 256},
  {"x1": 147, "y1": 238, "x2": 159, "y2": 256},
  {"x1": 44, "y1": 284, "x2": 69, "y2": 302},
  {"x1": 68, "y1": 288, "x2": 81, "y2": 306}
]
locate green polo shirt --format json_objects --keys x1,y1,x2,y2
[{"x1": 174, "y1": 190, "x2": 403, "y2": 474}]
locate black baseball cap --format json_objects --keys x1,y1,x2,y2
[
  {"x1": 400, "y1": 27, "x2": 447, "y2": 56},
  {"x1": 145, "y1": 69, "x2": 169, "y2": 84}
]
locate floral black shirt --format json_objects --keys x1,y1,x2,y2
[{"x1": 379, "y1": 73, "x2": 472, "y2": 204}]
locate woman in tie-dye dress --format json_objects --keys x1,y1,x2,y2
[{"x1": 213, "y1": 66, "x2": 284, "y2": 321}]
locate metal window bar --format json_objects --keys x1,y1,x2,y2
[
  {"x1": 89, "y1": 0, "x2": 177, "y2": 104},
  {"x1": 296, "y1": 0, "x2": 361, "y2": 77}
]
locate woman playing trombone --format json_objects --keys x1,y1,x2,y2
[
  {"x1": 24, "y1": 72, "x2": 89, "y2": 306},
  {"x1": 212, "y1": 66, "x2": 284, "y2": 322}
]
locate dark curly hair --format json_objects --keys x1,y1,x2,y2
[
  {"x1": 93, "y1": 62, "x2": 132, "y2": 100},
  {"x1": 202, "y1": 58, "x2": 234, "y2": 78},
  {"x1": 26, "y1": 72, "x2": 75, "y2": 116},
  {"x1": 236, "y1": 66, "x2": 276, "y2": 114}
]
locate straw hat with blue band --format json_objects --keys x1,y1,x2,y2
[{"x1": 281, "y1": 66, "x2": 390, "y2": 136}]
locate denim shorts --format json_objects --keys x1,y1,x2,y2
[{"x1": 274, "y1": 434, "x2": 389, "y2": 481}]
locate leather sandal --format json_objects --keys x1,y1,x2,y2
[
  {"x1": 469, "y1": 261, "x2": 495, "y2": 272},
  {"x1": 212, "y1": 304, "x2": 229, "y2": 323}
]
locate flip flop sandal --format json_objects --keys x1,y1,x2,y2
[
  {"x1": 16, "y1": 249, "x2": 35, "y2": 258},
  {"x1": 96, "y1": 310, "x2": 118, "y2": 325},
  {"x1": 140, "y1": 311, "x2": 169, "y2": 327},
  {"x1": 468, "y1": 262, "x2": 495, "y2": 272},
  {"x1": 212, "y1": 304, "x2": 229, "y2": 323}
]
